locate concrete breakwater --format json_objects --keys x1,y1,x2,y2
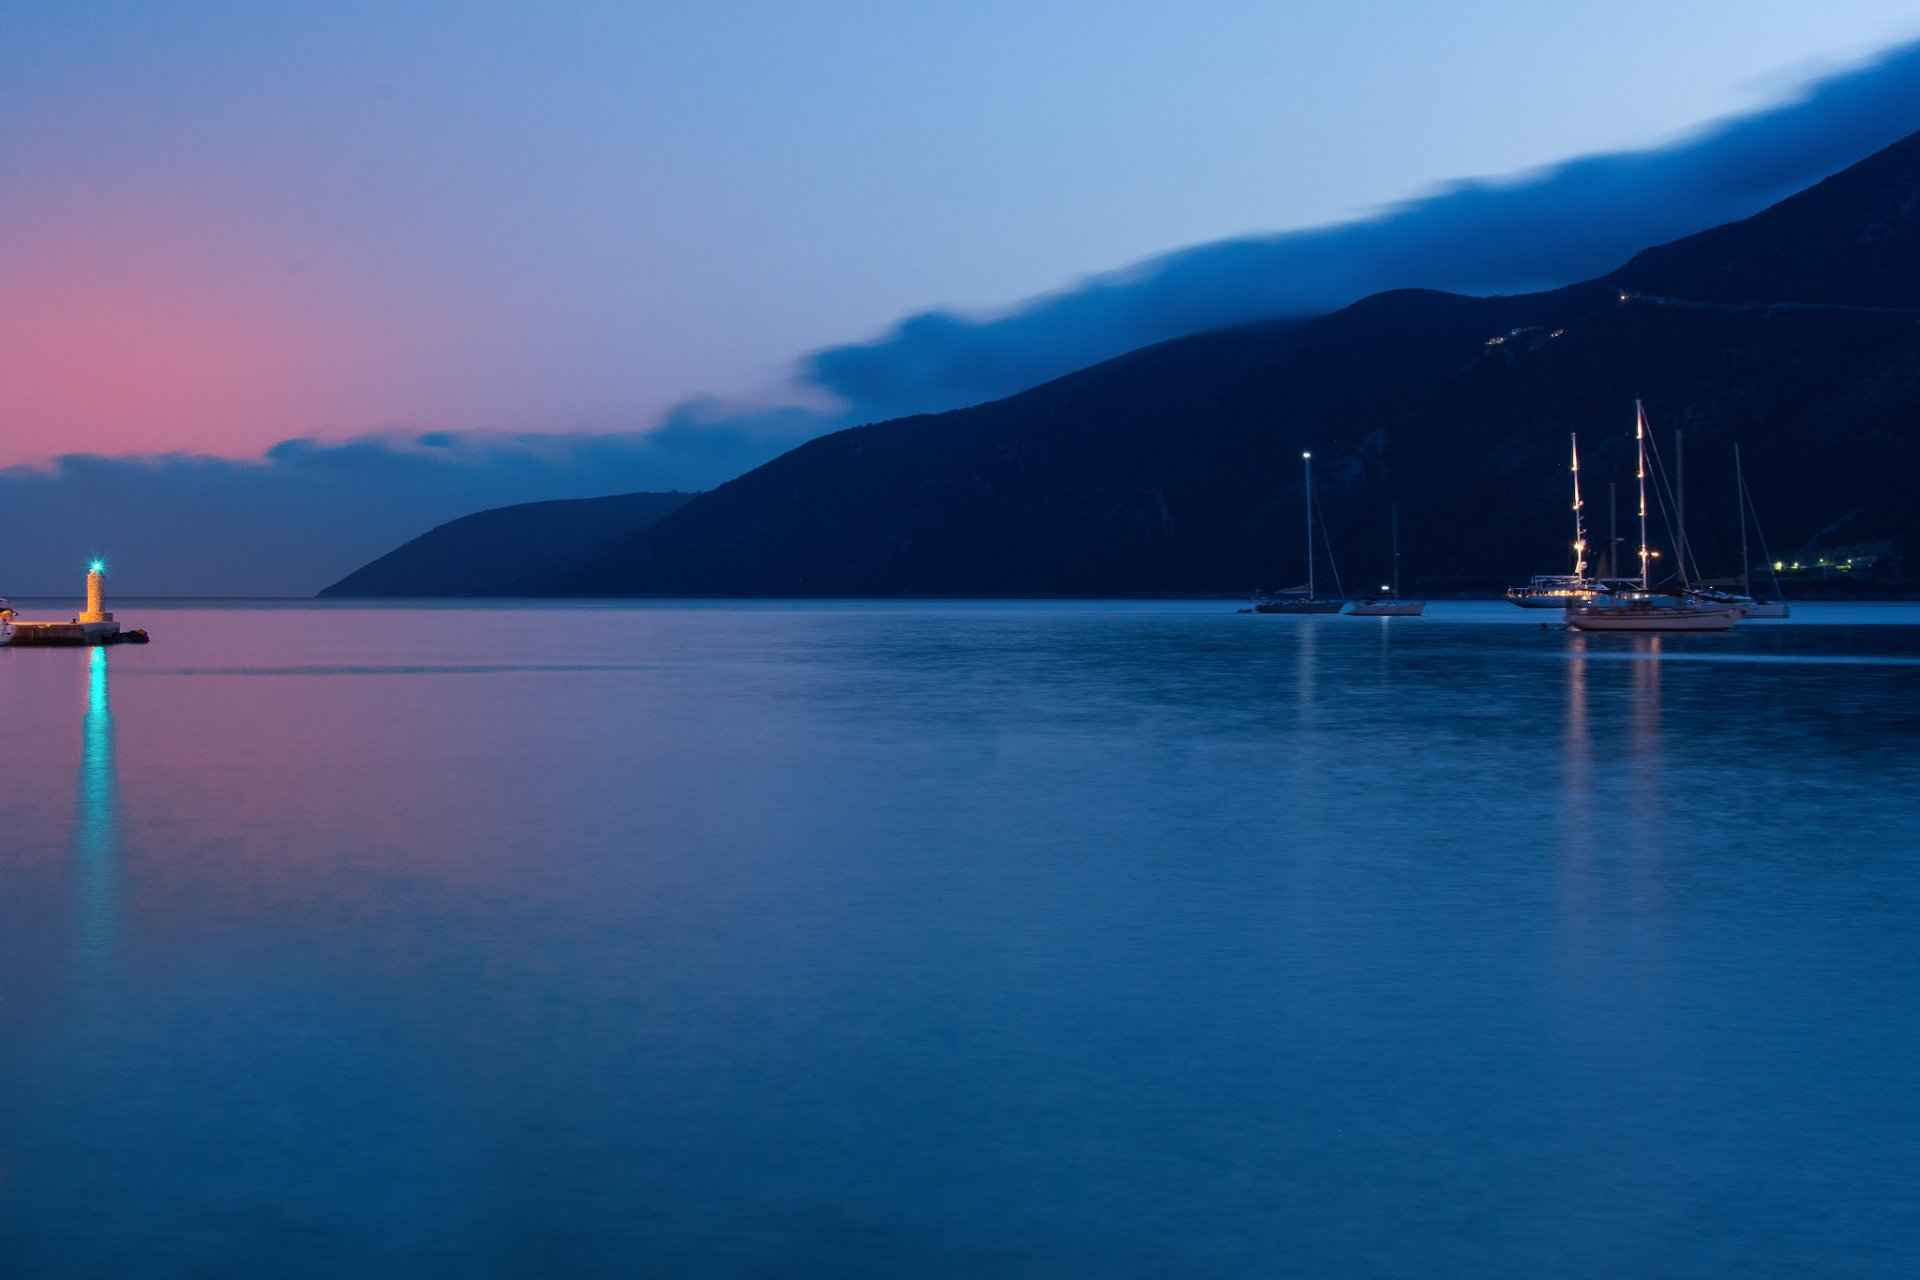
[
  {"x1": 8, "y1": 621, "x2": 148, "y2": 647},
  {"x1": 2, "y1": 565, "x2": 148, "y2": 647}
]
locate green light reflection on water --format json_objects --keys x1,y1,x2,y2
[{"x1": 75, "y1": 646, "x2": 119, "y2": 967}]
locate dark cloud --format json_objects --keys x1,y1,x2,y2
[
  {"x1": 0, "y1": 417, "x2": 822, "y2": 596},
  {"x1": 804, "y1": 41, "x2": 1920, "y2": 421}
]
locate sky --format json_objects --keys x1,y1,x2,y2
[{"x1": 3, "y1": 1, "x2": 1919, "y2": 592}]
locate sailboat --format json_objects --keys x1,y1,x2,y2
[
  {"x1": 1253, "y1": 451, "x2": 1347, "y2": 614},
  {"x1": 1350, "y1": 503, "x2": 1425, "y2": 616},
  {"x1": 1565, "y1": 402, "x2": 1741, "y2": 632},
  {"x1": 1506, "y1": 434, "x2": 1603, "y2": 607},
  {"x1": 1682, "y1": 445, "x2": 1792, "y2": 618},
  {"x1": 1733, "y1": 445, "x2": 1790, "y2": 617}
]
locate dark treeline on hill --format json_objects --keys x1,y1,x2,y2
[
  {"x1": 321, "y1": 491, "x2": 692, "y2": 596},
  {"x1": 330, "y1": 130, "x2": 1920, "y2": 598}
]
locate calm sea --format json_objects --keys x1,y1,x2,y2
[{"x1": 2, "y1": 601, "x2": 1917, "y2": 1278}]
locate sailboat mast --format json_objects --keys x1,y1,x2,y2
[
  {"x1": 1676, "y1": 427, "x2": 1688, "y2": 584},
  {"x1": 1636, "y1": 402, "x2": 1651, "y2": 591},
  {"x1": 1609, "y1": 481, "x2": 1618, "y2": 581},
  {"x1": 1570, "y1": 433, "x2": 1587, "y2": 578},
  {"x1": 1303, "y1": 451, "x2": 1315, "y2": 600},
  {"x1": 1737, "y1": 442, "x2": 1751, "y2": 591},
  {"x1": 1391, "y1": 502, "x2": 1401, "y2": 599}
]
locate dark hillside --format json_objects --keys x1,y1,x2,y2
[
  {"x1": 321, "y1": 491, "x2": 693, "y2": 597},
  {"x1": 536, "y1": 131, "x2": 1920, "y2": 596}
]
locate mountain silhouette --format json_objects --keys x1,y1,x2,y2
[
  {"x1": 320, "y1": 491, "x2": 692, "y2": 597},
  {"x1": 334, "y1": 129, "x2": 1920, "y2": 597}
]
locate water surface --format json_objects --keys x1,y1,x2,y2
[{"x1": 2, "y1": 601, "x2": 1917, "y2": 1278}]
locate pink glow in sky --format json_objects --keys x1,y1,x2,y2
[
  {"x1": 1, "y1": 215, "x2": 370, "y2": 457},
  {"x1": 0, "y1": 193, "x2": 580, "y2": 462},
  {"x1": 4, "y1": 2, "x2": 1914, "y2": 471}
]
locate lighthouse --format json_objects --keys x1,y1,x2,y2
[
  {"x1": 79, "y1": 561, "x2": 112, "y2": 625},
  {"x1": 5, "y1": 560, "x2": 140, "y2": 645}
]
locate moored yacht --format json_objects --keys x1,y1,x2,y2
[
  {"x1": 1507, "y1": 434, "x2": 1597, "y2": 607},
  {"x1": 1253, "y1": 452, "x2": 1348, "y2": 614},
  {"x1": 1254, "y1": 588, "x2": 1345, "y2": 614},
  {"x1": 1565, "y1": 589, "x2": 1742, "y2": 632},
  {"x1": 1349, "y1": 597, "x2": 1425, "y2": 616},
  {"x1": 1565, "y1": 401, "x2": 1741, "y2": 633},
  {"x1": 1507, "y1": 574, "x2": 1596, "y2": 608},
  {"x1": 1350, "y1": 503, "x2": 1425, "y2": 616}
]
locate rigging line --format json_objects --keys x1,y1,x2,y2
[
  {"x1": 1742, "y1": 464, "x2": 1786, "y2": 598},
  {"x1": 1640, "y1": 426, "x2": 1692, "y2": 589},
  {"x1": 1314, "y1": 493, "x2": 1345, "y2": 599}
]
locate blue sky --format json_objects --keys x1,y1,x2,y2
[{"x1": 2, "y1": 2, "x2": 1918, "y2": 590}]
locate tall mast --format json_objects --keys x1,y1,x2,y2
[
  {"x1": 1391, "y1": 502, "x2": 1401, "y2": 599},
  {"x1": 1570, "y1": 433, "x2": 1588, "y2": 579},
  {"x1": 1636, "y1": 401, "x2": 1651, "y2": 591},
  {"x1": 1736, "y1": 443, "x2": 1751, "y2": 592},
  {"x1": 1609, "y1": 480, "x2": 1618, "y2": 581},
  {"x1": 1675, "y1": 427, "x2": 1688, "y2": 584},
  {"x1": 1303, "y1": 451, "x2": 1315, "y2": 600}
]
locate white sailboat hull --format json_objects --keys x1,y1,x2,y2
[
  {"x1": 1684, "y1": 590, "x2": 1790, "y2": 619},
  {"x1": 1254, "y1": 598, "x2": 1346, "y2": 615},
  {"x1": 1565, "y1": 600, "x2": 1741, "y2": 632}
]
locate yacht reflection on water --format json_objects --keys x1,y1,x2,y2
[
  {"x1": 1625, "y1": 636, "x2": 1667, "y2": 904},
  {"x1": 1558, "y1": 633, "x2": 1595, "y2": 941},
  {"x1": 1560, "y1": 631, "x2": 1669, "y2": 928},
  {"x1": 75, "y1": 646, "x2": 120, "y2": 968},
  {"x1": 1562, "y1": 632, "x2": 1591, "y2": 821}
]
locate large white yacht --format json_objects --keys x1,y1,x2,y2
[{"x1": 1507, "y1": 434, "x2": 1599, "y2": 607}]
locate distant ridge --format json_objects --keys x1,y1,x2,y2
[
  {"x1": 330, "y1": 128, "x2": 1920, "y2": 598},
  {"x1": 538, "y1": 127, "x2": 1920, "y2": 595},
  {"x1": 319, "y1": 492, "x2": 694, "y2": 597}
]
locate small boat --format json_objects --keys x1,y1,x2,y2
[
  {"x1": 1665, "y1": 431, "x2": 1786, "y2": 620},
  {"x1": 1687, "y1": 585, "x2": 1759, "y2": 615},
  {"x1": 0, "y1": 598, "x2": 13, "y2": 646},
  {"x1": 1565, "y1": 401, "x2": 1740, "y2": 633},
  {"x1": 1349, "y1": 598, "x2": 1425, "y2": 616},
  {"x1": 1350, "y1": 503, "x2": 1425, "y2": 616},
  {"x1": 1254, "y1": 590, "x2": 1345, "y2": 615},
  {"x1": 1252, "y1": 451, "x2": 1347, "y2": 614},
  {"x1": 1507, "y1": 434, "x2": 1597, "y2": 606}
]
